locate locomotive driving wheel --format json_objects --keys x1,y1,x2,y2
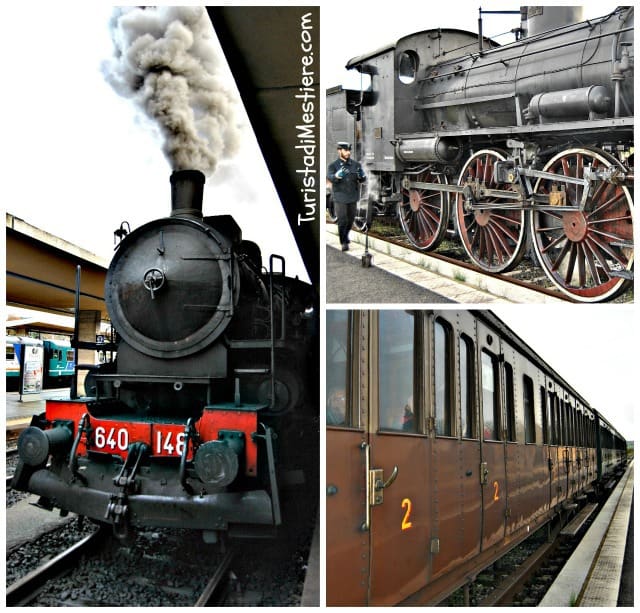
[
  {"x1": 530, "y1": 147, "x2": 634, "y2": 302},
  {"x1": 399, "y1": 170, "x2": 450, "y2": 250},
  {"x1": 455, "y1": 149, "x2": 527, "y2": 272}
]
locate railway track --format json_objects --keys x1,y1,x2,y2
[
  {"x1": 6, "y1": 528, "x2": 109, "y2": 606},
  {"x1": 6, "y1": 526, "x2": 239, "y2": 606},
  {"x1": 6, "y1": 436, "x2": 318, "y2": 607},
  {"x1": 328, "y1": 218, "x2": 633, "y2": 303}
]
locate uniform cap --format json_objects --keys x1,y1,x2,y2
[{"x1": 337, "y1": 141, "x2": 351, "y2": 150}]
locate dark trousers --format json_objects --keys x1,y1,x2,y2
[{"x1": 335, "y1": 201, "x2": 356, "y2": 245}]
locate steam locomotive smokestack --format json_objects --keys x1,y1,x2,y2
[{"x1": 170, "y1": 170, "x2": 205, "y2": 218}]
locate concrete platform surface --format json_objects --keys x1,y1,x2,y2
[
  {"x1": 6, "y1": 495, "x2": 76, "y2": 552},
  {"x1": 6, "y1": 389, "x2": 70, "y2": 428},
  {"x1": 326, "y1": 224, "x2": 565, "y2": 304}
]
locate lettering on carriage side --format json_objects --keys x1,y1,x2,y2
[
  {"x1": 493, "y1": 480, "x2": 500, "y2": 501},
  {"x1": 401, "y1": 498, "x2": 413, "y2": 530}
]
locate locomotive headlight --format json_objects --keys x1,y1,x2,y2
[{"x1": 194, "y1": 440, "x2": 240, "y2": 487}]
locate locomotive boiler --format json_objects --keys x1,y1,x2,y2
[
  {"x1": 327, "y1": 6, "x2": 634, "y2": 301},
  {"x1": 12, "y1": 170, "x2": 318, "y2": 541}
]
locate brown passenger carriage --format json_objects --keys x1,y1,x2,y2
[{"x1": 326, "y1": 309, "x2": 626, "y2": 605}]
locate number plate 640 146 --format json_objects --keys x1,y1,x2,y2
[{"x1": 92, "y1": 424, "x2": 188, "y2": 457}]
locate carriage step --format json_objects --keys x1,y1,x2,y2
[
  {"x1": 562, "y1": 502, "x2": 578, "y2": 512},
  {"x1": 608, "y1": 269, "x2": 633, "y2": 280},
  {"x1": 560, "y1": 502, "x2": 598, "y2": 537}
]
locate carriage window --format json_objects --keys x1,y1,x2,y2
[
  {"x1": 398, "y1": 50, "x2": 419, "y2": 84},
  {"x1": 481, "y1": 350, "x2": 500, "y2": 440},
  {"x1": 504, "y1": 362, "x2": 516, "y2": 442},
  {"x1": 434, "y1": 320, "x2": 453, "y2": 436},
  {"x1": 576, "y1": 413, "x2": 582, "y2": 446},
  {"x1": 460, "y1": 334, "x2": 476, "y2": 439},
  {"x1": 549, "y1": 393, "x2": 558, "y2": 444},
  {"x1": 523, "y1": 375, "x2": 535, "y2": 443},
  {"x1": 568, "y1": 404, "x2": 574, "y2": 445},
  {"x1": 379, "y1": 311, "x2": 416, "y2": 433},
  {"x1": 326, "y1": 310, "x2": 351, "y2": 427},
  {"x1": 66, "y1": 350, "x2": 75, "y2": 362},
  {"x1": 541, "y1": 387, "x2": 549, "y2": 444}
]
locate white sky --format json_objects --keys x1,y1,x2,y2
[
  {"x1": 323, "y1": 1, "x2": 622, "y2": 88},
  {"x1": 1, "y1": 5, "x2": 308, "y2": 282}
]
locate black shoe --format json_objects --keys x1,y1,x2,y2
[{"x1": 341, "y1": 243, "x2": 349, "y2": 251}]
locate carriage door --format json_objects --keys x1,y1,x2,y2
[
  {"x1": 368, "y1": 311, "x2": 431, "y2": 605},
  {"x1": 478, "y1": 323, "x2": 507, "y2": 550},
  {"x1": 326, "y1": 310, "x2": 370, "y2": 606}
]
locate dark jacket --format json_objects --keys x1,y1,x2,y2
[{"x1": 327, "y1": 157, "x2": 366, "y2": 204}]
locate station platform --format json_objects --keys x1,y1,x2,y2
[
  {"x1": 6, "y1": 389, "x2": 70, "y2": 430},
  {"x1": 300, "y1": 512, "x2": 320, "y2": 606},
  {"x1": 539, "y1": 461, "x2": 634, "y2": 607},
  {"x1": 326, "y1": 224, "x2": 565, "y2": 304}
]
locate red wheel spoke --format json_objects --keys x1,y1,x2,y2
[
  {"x1": 588, "y1": 190, "x2": 625, "y2": 220},
  {"x1": 586, "y1": 232, "x2": 630, "y2": 267},
  {"x1": 489, "y1": 215, "x2": 523, "y2": 244},
  {"x1": 564, "y1": 242, "x2": 578, "y2": 285},
  {"x1": 583, "y1": 237, "x2": 613, "y2": 279},
  {"x1": 581, "y1": 240, "x2": 603, "y2": 285},
  {"x1": 576, "y1": 243, "x2": 587, "y2": 288},
  {"x1": 549, "y1": 239, "x2": 571, "y2": 272}
]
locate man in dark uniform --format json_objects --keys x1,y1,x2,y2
[{"x1": 327, "y1": 141, "x2": 366, "y2": 251}]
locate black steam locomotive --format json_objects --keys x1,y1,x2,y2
[
  {"x1": 327, "y1": 6, "x2": 634, "y2": 302},
  {"x1": 13, "y1": 170, "x2": 318, "y2": 542}
]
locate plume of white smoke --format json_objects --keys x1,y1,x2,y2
[{"x1": 103, "y1": 6, "x2": 241, "y2": 177}]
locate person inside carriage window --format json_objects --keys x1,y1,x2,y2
[{"x1": 327, "y1": 141, "x2": 366, "y2": 251}]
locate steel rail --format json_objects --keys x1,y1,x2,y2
[
  {"x1": 6, "y1": 528, "x2": 108, "y2": 606},
  {"x1": 194, "y1": 548, "x2": 235, "y2": 606}
]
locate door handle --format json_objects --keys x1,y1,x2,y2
[
  {"x1": 375, "y1": 465, "x2": 398, "y2": 490},
  {"x1": 369, "y1": 465, "x2": 399, "y2": 507}
]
